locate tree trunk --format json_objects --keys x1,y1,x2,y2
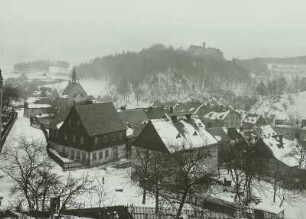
[{"x1": 176, "y1": 188, "x2": 189, "y2": 219}]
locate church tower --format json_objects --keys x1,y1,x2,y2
[{"x1": 71, "y1": 67, "x2": 77, "y2": 84}]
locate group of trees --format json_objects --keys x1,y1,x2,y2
[
  {"x1": 256, "y1": 77, "x2": 288, "y2": 97},
  {"x1": 131, "y1": 146, "x2": 215, "y2": 219},
  {"x1": 76, "y1": 44, "x2": 250, "y2": 94},
  {"x1": 14, "y1": 60, "x2": 69, "y2": 72},
  {"x1": 0, "y1": 136, "x2": 94, "y2": 218}
]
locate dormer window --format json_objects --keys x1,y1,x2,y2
[{"x1": 193, "y1": 131, "x2": 198, "y2": 136}]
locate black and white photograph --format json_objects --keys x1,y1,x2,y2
[{"x1": 1, "y1": 0, "x2": 306, "y2": 218}]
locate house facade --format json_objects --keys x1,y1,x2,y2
[
  {"x1": 242, "y1": 113, "x2": 267, "y2": 130},
  {"x1": 48, "y1": 102, "x2": 126, "y2": 167}
]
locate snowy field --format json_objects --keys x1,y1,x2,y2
[
  {"x1": 0, "y1": 109, "x2": 155, "y2": 209},
  {"x1": 251, "y1": 91, "x2": 306, "y2": 120}
]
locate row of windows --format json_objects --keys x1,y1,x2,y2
[
  {"x1": 94, "y1": 133, "x2": 123, "y2": 145},
  {"x1": 92, "y1": 149, "x2": 109, "y2": 160},
  {"x1": 63, "y1": 132, "x2": 124, "y2": 145}
]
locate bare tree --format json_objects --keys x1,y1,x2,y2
[
  {"x1": 56, "y1": 173, "x2": 93, "y2": 217},
  {"x1": 0, "y1": 136, "x2": 60, "y2": 216},
  {"x1": 131, "y1": 145, "x2": 215, "y2": 219}
]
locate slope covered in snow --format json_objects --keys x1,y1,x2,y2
[{"x1": 250, "y1": 91, "x2": 306, "y2": 120}]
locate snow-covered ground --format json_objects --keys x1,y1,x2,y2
[
  {"x1": 1, "y1": 109, "x2": 306, "y2": 218},
  {"x1": 251, "y1": 91, "x2": 306, "y2": 120},
  {"x1": 0, "y1": 109, "x2": 155, "y2": 209}
]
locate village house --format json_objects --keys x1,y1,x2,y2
[
  {"x1": 202, "y1": 110, "x2": 241, "y2": 129},
  {"x1": 48, "y1": 102, "x2": 126, "y2": 167},
  {"x1": 61, "y1": 68, "x2": 88, "y2": 100},
  {"x1": 242, "y1": 113, "x2": 267, "y2": 130},
  {"x1": 172, "y1": 101, "x2": 211, "y2": 118},
  {"x1": 132, "y1": 113, "x2": 219, "y2": 174},
  {"x1": 118, "y1": 108, "x2": 149, "y2": 151},
  {"x1": 24, "y1": 97, "x2": 52, "y2": 118}
]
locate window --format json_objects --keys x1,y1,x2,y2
[
  {"x1": 80, "y1": 136, "x2": 84, "y2": 144},
  {"x1": 99, "y1": 151, "x2": 103, "y2": 159},
  {"x1": 64, "y1": 134, "x2": 68, "y2": 141},
  {"x1": 94, "y1": 136, "x2": 99, "y2": 145},
  {"x1": 71, "y1": 150, "x2": 75, "y2": 159},
  {"x1": 76, "y1": 151, "x2": 80, "y2": 160},
  {"x1": 73, "y1": 135, "x2": 77, "y2": 143},
  {"x1": 93, "y1": 152, "x2": 97, "y2": 160},
  {"x1": 105, "y1": 149, "x2": 109, "y2": 158},
  {"x1": 103, "y1": 135, "x2": 108, "y2": 143}
]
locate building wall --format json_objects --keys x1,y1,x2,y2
[
  {"x1": 51, "y1": 143, "x2": 126, "y2": 166},
  {"x1": 24, "y1": 107, "x2": 50, "y2": 118}
]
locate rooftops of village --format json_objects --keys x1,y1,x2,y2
[
  {"x1": 204, "y1": 110, "x2": 231, "y2": 120},
  {"x1": 118, "y1": 109, "x2": 149, "y2": 138},
  {"x1": 133, "y1": 114, "x2": 218, "y2": 154}
]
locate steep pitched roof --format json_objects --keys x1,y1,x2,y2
[
  {"x1": 134, "y1": 116, "x2": 218, "y2": 154},
  {"x1": 118, "y1": 109, "x2": 149, "y2": 138},
  {"x1": 62, "y1": 82, "x2": 88, "y2": 98},
  {"x1": 74, "y1": 102, "x2": 125, "y2": 136}
]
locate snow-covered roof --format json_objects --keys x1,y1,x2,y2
[
  {"x1": 203, "y1": 110, "x2": 230, "y2": 120},
  {"x1": 25, "y1": 97, "x2": 41, "y2": 104},
  {"x1": 151, "y1": 117, "x2": 218, "y2": 153},
  {"x1": 36, "y1": 113, "x2": 53, "y2": 118},
  {"x1": 56, "y1": 121, "x2": 64, "y2": 129},
  {"x1": 255, "y1": 125, "x2": 299, "y2": 167},
  {"x1": 28, "y1": 103, "x2": 51, "y2": 109}
]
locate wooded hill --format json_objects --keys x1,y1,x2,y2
[{"x1": 75, "y1": 44, "x2": 250, "y2": 89}]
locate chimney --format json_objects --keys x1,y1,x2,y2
[
  {"x1": 170, "y1": 106, "x2": 174, "y2": 114},
  {"x1": 171, "y1": 115, "x2": 177, "y2": 122},
  {"x1": 186, "y1": 114, "x2": 191, "y2": 121},
  {"x1": 278, "y1": 135, "x2": 284, "y2": 148}
]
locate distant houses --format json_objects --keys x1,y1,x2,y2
[
  {"x1": 48, "y1": 102, "x2": 126, "y2": 167},
  {"x1": 202, "y1": 110, "x2": 241, "y2": 129},
  {"x1": 24, "y1": 97, "x2": 52, "y2": 118}
]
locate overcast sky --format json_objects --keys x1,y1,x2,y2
[{"x1": 1, "y1": 0, "x2": 306, "y2": 71}]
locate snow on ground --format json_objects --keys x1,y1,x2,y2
[
  {"x1": 251, "y1": 91, "x2": 306, "y2": 120},
  {"x1": 0, "y1": 109, "x2": 155, "y2": 209},
  {"x1": 218, "y1": 169, "x2": 306, "y2": 219}
]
